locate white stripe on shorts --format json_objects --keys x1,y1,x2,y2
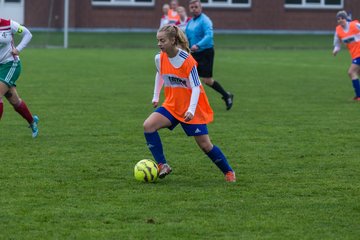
[{"x1": 4, "y1": 61, "x2": 17, "y2": 84}]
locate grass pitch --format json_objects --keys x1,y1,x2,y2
[{"x1": 1, "y1": 33, "x2": 360, "y2": 239}]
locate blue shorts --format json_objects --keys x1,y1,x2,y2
[
  {"x1": 352, "y1": 57, "x2": 360, "y2": 65},
  {"x1": 155, "y1": 107, "x2": 208, "y2": 136}
]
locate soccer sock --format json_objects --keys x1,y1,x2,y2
[
  {"x1": 144, "y1": 131, "x2": 167, "y2": 164},
  {"x1": 352, "y1": 79, "x2": 360, "y2": 97},
  {"x1": 0, "y1": 99, "x2": 3, "y2": 120},
  {"x1": 211, "y1": 81, "x2": 229, "y2": 98},
  {"x1": 14, "y1": 100, "x2": 33, "y2": 124},
  {"x1": 206, "y1": 145, "x2": 233, "y2": 174}
]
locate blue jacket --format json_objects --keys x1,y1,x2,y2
[{"x1": 185, "y1": 13, "x2": 214, "y2": 52}]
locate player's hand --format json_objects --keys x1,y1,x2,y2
[
  {"x1": 184, "y1": 112, "x2": 194, "y2": 122},
  {"x1": 190, "y1": 45, "x2": 199, "y2": 52},
  {"x1": 11, "y1": 48, "x2": 19, "y2": 56},
  {"x1": 152, "y1": 101, "x2": 158, "y2": 108}
]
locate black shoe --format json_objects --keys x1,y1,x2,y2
[{"x1": 222, "y1": 92, "x2": 234, "y2": 110}]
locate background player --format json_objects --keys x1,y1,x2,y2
[
  {"x1": 0, "y1": 18, "x2": 39, "y2": 137},
  {"x1": 333, "y1": 10, "x2": 360, "y2": 101}
]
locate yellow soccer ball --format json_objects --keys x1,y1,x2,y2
[{"x1": 134, "y1": 159, "x2": 159, "y2": 182}]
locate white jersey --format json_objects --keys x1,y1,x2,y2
[{"x1": 0, "y1": 19, "x2": 32, "y2": 64}]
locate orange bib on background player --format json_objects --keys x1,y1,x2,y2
[
  {"x1": 336, "y1": 20, "x2": 360, "y2": 59},
  {"x1": 167, "y1": 9, "x2": 180, "y2": 24}
]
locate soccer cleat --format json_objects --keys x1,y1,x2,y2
[
  {"x1": 353, "y1": 97, "x2": 360, "y2": 101},
  {"x1": 158, "y1": 163, "x2": 172, "y2": 179},
  {"x1": 222, "y1": 92, "x2": 234, "y2": 110},
  {"x1": 29, "y1": 115, "x2": 39, "y2": 138},
  {"x1": 225, "y1": 171, "x2": 236, "y2": 182}
]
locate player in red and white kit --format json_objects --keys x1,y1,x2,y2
[
  {"x1": 175, "y1": 6, "x2": 191, "y2": 32},
  {"x1": 0, "y1": 18, "x2": 39, "y2": 137}
]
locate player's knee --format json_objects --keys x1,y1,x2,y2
[
  {"x1": 348, "y1": 70, "x2": 357, "y2": 79},
  {"x1": 10, "y1": 97, "x2": 21, "y2": 107},
  {"x1": 203, "y1": 79, "x2": 212, "y2": 86},
  {"x1": 143, "y1": 120, "x2": 150, "y2": 131},
  {"x1": 143, "y1": 119, "x2": 155, "y2": 132},
  {"x1": 199, "y1": 142, "x2": 213, "y2": 153}
]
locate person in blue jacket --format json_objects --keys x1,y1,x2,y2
[{"x1": 186, "y1": 0, "x2": 234, "y2": 110}]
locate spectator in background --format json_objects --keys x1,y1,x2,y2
[
  {"x1": 160, "y1": 3, "x2": 170, "y2": 28},
  {"x1": 333, "y1": 10, "x2": 360, "y2": 101},
  {"x1": 175, "y1": 6, "x2": 191, "y2": 32},
  {"x1": 168, "y1": 0, "x2": 180, "y2": 24},
  {"x1": 186, "y1": 0, "x2": 234, "y2": 110}
]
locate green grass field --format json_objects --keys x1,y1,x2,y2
[{"x1": 1, "y1": 33, "x2": 360, "y2": 239}]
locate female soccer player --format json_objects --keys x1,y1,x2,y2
[
  {"x1": 167, "y1": 0, "x2": 180, "y2": 25},
  {"x1": 159, "y1": 3, "x2": 170, "y2": 29},
  {"x1": 333, "y1": 10, "x2": 360, "y2": 101},
  {"x1": 0, "y1": 18, "x2": 39, "y2": 137},
  {"x1": 143, "y1": 25, "x2": 236, "y2": 182},
  {"x1": 175, "y1": 6, "x2": 191, "y2": 32}
]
